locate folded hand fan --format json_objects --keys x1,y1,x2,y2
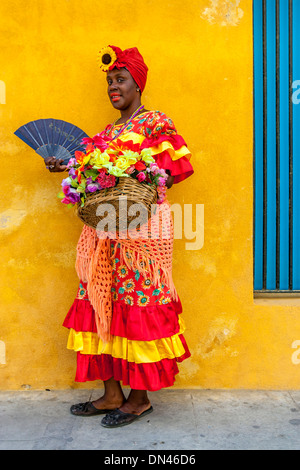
[{"x1": 14, "y1": 119, "x2": 89, "y2": 165}]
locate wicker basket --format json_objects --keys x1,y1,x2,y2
[{"x1": 76, "y1": 177, "x2": 158, "y2": 231}]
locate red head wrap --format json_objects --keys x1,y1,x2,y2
[{"x1": 98, "y1": 45, "x2": 148, "y2": 93}]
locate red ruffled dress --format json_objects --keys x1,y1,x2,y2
[{"x1": 63, "y1": 110, "x2": 194, "y2": 391}]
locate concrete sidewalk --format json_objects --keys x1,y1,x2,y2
[{"x1": 1, "y1": 389, "x2": 300, "y2": 450}]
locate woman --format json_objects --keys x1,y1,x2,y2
[{"x1": 46, "y1": 45, "x2": 194, "y2": 428}]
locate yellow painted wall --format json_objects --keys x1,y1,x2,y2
[{"x1": 1, "y1": 0, "x2": 300, "y2": 391}]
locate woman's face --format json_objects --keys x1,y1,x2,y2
[{"x1": 106, "y1": 67, "x2": 140, "y2": 110}]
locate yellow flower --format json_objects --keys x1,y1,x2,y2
[
  {"x1": 122, "y1": 150, "x2": 140, "y2": 162},
  {"x1": 117, "y1": 265, "x2": 128, "y2": 278},
  {"x1": 115, "y1": 157, "x2": 131, "y2": 171},
  {"x1": 137, "y1": 295, "x2": 150, "y2": 307},
  {"x1": 83, "y1": 154, "x2": 92, "y2": 165},
  {"x1": 109, "y1": 166, "x2": 128, "y2": 177},
  {"x1": 159, "y1": 296, "x2": 171, "y2": 305},
  {"x1": 98, "y1": 46, "x2": 117, "y2": 72},
  {"x1": 90, "y1": 150, "x2": 111, "y2": 168},
  {"x1": 140, "y1": 148, "x2": 155, "y2": 164},
  {"x1": 124, "y1": 295, "x2": 134, "y2": 306},
  {"x1": 141, "y1": 278, "x2": 152, "y2": 290},
  {"x1": 122, "y1": 278, "x2": 135, "y2": 293}
]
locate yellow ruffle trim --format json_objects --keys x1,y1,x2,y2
[
  {"x1": 149, "y1": 140, "x2": 191, "y2": 162},
  {"x1": 67, "y1": 317, "x2": 186, "y2": 364},
  {"x1": 117, "y1": 132, "x2": 144, "y2": 145},
  {"x1": 116, "y1": 132, "x2": 191, "y2": 162}
]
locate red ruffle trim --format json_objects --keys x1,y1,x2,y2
[
  {"x1": 63, "y1": 299, "x2": 97, "y2": 333},
  {"x1": 155, "y1": 150, "x2": 194, "y2": 184},
  {"x1": 111, "y1": 300, "x2": 182, "y2": 340},
  {"x1": 140, "y1": 133, "x2": 194, "y2": 183},
  {"x1": 63, "y1": 298, "x2": 183, "y2": 341},
  {"x1": 74, "y1": 335, "x2": 191, "y2": 390},
  {"x1": 140, "y1": 133, "x2": 187, "y2": 151}
]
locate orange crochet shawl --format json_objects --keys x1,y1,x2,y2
[{"x1": 75, "y1": 201, "x2": 178, "y2": 342}]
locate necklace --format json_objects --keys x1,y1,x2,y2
[{"x1": 110, "y1": 105, "x2": 145, "y2": 141}]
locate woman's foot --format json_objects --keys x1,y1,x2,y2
[
  {"x1": 70, "y1": 395, "x2": 125, "y2": 416},
  {"x1": 71, "y1": 378, "x2": 126, "y2": 416},
  {"x1": 92, "y1": 395, "x2": 125, "y2": 411},
  {"x1": 100, "y1": 389, "x2": 152, "y2": 427},
  {"x1": 101, "y1": 405, "x2": 153, "y2": 428},
  {"x1": 118, "y1": 389, "x2": 151, "y2": 416},
  {"x1": 118, "y1": 400, "x2": 151, "y2": 416}
]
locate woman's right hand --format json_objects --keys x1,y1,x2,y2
[{"x1": 45, "y1": 157, "x2": 68, "y2": 172}]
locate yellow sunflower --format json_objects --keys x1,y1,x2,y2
[
  {"x1": 98, "y1": 46, "x2": 117, "y2": 71},
  {"x1": 77, "y1": 287, "x2": 87, "y2": 299},
  {"x1": 137, "y1": 295, "x2": 150, "y2": 307},
  {"x1": 122, "y1": 278, "x2": 135, "y2": 293},
  {"x1": 124, "y1": 295, "x2": 134, "y2": 306},
  {"x1": 159, "y1": 297, "x2": 171, "y2": 305},
  {"x1": 141, "y1": 278, "x2": 152, "y2": 290},
  {"x1": 117, "y1": 265, "x2": 128, "y2": 278}
]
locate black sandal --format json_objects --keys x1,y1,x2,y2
[
  {"x1": 101, "y1": 406, "x2": 153, "y2": 428},
  {"x1": 70, "y1": 401, "x2": 115, "y2": 416}
]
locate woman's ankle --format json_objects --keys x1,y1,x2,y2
[{"x1": 92, "y1": 394, "x2": 125, "y2": 409}]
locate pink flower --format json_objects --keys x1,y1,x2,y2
[
  {"x1": 61, "y1": 177, "x2": 72, "y2": 195},
  {"x1": 61, "y1": 197, "x2": 71, "y2": 204},
  {"x1": 81, "y1": 137, "x2": 94, "y2": 145},
  {"x1": 62, "y1": 185, "x2": 70, "y2": 195},
  {"x1": 67, "y1": 157, "x2": 76, "y2": 168},
  {"x1": 82, "y1": 132, "x2": 110, "y2": 151},
  {"x1": 97, "y1": 172, "x2": 116, "y2": 188},
  {"x1": 159, "y1": 168, "x2": 168, "y2": 179},
  {"x1": 93, "y1": 133, "x2": 109, "y2": 150},
  {"x1": 136, "y1": 172, "x2": 146, "y2": 182},
  {"x1": 157, "y1": 176, "x2": 167, "y2": 186},
  {"x1": 149, "y1": 163, "x2": 160, "y2": 175}
]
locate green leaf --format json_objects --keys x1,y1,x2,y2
[
  {"x1": 77, "y1": 184, "x2": 86, "y2": 193},
  {"x1": 85, "y1": 169, "x2": 99, "y2": 181},
  {"x1": 118, "y1": 287, "x2": 125, "y2": 294},
  {"x1": 136, "y1": 291, "x2": 144, "y2": 296},
  {"x1": 70, "y1": 179, "x2": 78, "y2": 188},
  {"x1": 152, "y1": 289, "x2": 161, "y2": 296}
]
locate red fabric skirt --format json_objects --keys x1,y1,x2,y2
[{"x1": 63, "y1": 242, "x2": 191, "y2": 391}]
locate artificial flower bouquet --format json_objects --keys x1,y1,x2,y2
[{"x1": 58, "y1": 133, "x2": 168, "y2": 208}]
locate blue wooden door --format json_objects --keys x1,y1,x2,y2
[{"x1": 254, "y1": 0, "x2": 300, "y2": 293}]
